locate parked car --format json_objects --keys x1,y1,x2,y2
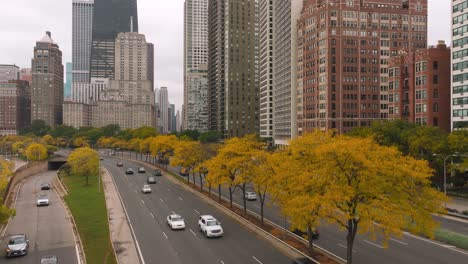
[
  {"x1": 5, "y1": 234, "x2": 29, "y2": 257},
  {"x1": 141, "y1": 184, "x2": 152, "y2": 193},
  {"x1": 291, "y1": 227, "x2": 319, "y2": 240},
  {"x1": 116, "y1": 162, "x2": 124, "y2": 167},
  {"x1": 138, "y1": 167, "x2": 146, "y2": 173},
  {"x1": 41, "y1": 255, "x2": 58, "y2": 264},
  {"x1": 244, "y1": 191, "x2": 258, "y2": 201},
  {"x1": 147, "y1": 176, "x2": 157, "y2": 184},
  {"x1": 198, "y1": 215, "x2": 223, "y2": 238},
  {"x1": 167, "y1": 214, "x2": 186, "y2": 230},
  {"x1": 154, "y1": 169, "x2": 162, "y2": 176},
  {"x1": 37, "y1": 194, "x2": 49, "y2": 206},
  {"x1": 41, "y1": 183, "x2": 51, "y2": 190},
  {"x1": 125, "y1": 168, "x2": 134, "y2": 175},
  {"x1": 179, "y1": 167, "x2": 189, "y2": 177}
]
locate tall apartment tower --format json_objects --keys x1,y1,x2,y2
[
  {"x1": 208, "y1": 0, "x2": 259, "y2": 137},
  {"x1": 147, "y1": 42, "x2": 154, "y2": 89},
  {"x1": 184, "y1": 0, "x2": 209, "y2": 132},
  {"x1": 31, "y1": 31, "x2": 64, "y2": 127},
  {"x1": 159, "y1": 87, "x2": 169, "y2": 134},
  {"x1": 90, "y1": 0, "x2": 138, "y2": 79},
  {"x1": 297, "y1": 0, "x2": 427, "y2": 134},
  {"x1": 451, "y1": 0, "x2": 468, "y2": 130},
  {"x1": 0, "y1": 80, "x2": 31, "y2": 135},
  {"x1": 389, "y1": 41, "x2": 451, "y2": 132}
]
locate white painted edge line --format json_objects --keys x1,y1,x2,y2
[
  {"x1": 403, "y1": 232, "x2": 468, "y2": 256},
  {"x1": 106, "y1": 167, "x2": 146, "y2": 264},
  {"x1": 338, "y1": 243, "x2": 357, "y2": 253},
  {"x1": 163, "y1": 232, "x2": 168, "y2": 239},
  {"x1": 252, "y1": 256, "x2": 263, "y2": 264},
  {"x1": 194, "y1": 209, "x2": 200, "y2": 214},
  {"x1": 390, "y1": 238, "x2": 408, "y2": 246},
  {"x1": 190, "y1": 229, "x2": 197, "y2": 237},
  {"x1": 364, "y1": 240, "x2": 384, "y2": 249},
  {"x1": 220, "y1": 260, "x2": 225, "y2": 264}
]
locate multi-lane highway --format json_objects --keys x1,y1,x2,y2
[
  {"x1": 0, "y1": 171, "x2": 78, "y2": 264},
  {"x1": 118, "y1": 151, "x2": 468, "y2": 264},
  {"x1": 103, "y1": 157, "x2": 296, "y2": 264}
]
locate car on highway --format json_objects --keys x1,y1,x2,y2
[
  {"x1": 116, "y1": 162, "x2": 124, "y2": 167},
  {"x1": 41, "y1": 255, "x2": 58, "y2": 264},
  {"x1": 154, "y1": 169, "x2": 162, "y2": 176},
  {"x1": 198, "y1": 215, "x2": 223, "y2": 238},
  {"x1": 5, "y1": 234, "x2": 29, "y2": 257},
  {"x1": 110, "y1": 151, "x2": 116, "y2": 156},
  {"x1": 138, "y1": 167, "x2": 146, "y2": 173},
  {"x1": 100, "y1": 157, "x2": 104, "y2": 161},
  {"x1": 291, "y1": 227, "x2": 319, "y2": 240},
  {"x1": 179, "y1": 167, "x2": 189, "y2": 176},
  {"x1": 167, "y1": 214, "x2": 186, "y2": 230},
  {"x1": 37, "y1": 194, "x2": 49, "y2": 206},
  {"x1": 125, "y1": 168, "x2": 135, "y2": 175},
  {"x1": 141, "y1": 184, "x2": 152, "y2": 193},
  {"x1": 147, "y1": 176, "x2": 157, "y2": 184},
  {"x1": 244, "y1": 191, "x2": 258, "y2": 201},
  {"x1": 41, "y1": 183, "x2": 51, "y2": 190}
]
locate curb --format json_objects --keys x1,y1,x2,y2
[{"x1": 101, "y1": 168, "x2": 121, "y2": 264}]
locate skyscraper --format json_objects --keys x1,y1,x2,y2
[
  {"x1": 90, "y1": 0, "x2": 139, "y2": 79},
  {"x1": 159, "y1": 87, "x2": 169, "y2": 133},
  {"x1": 451, "y1": 0, "x2": 468, "y2": 130},
  {"x1": 147, "y1": 42, "x2": 154, "y2": 89},
  {"x1": 184, "y1": 0, "x2": 209, "y2": 132},
  {"x1": 297, "y1": 0, "x2": 427, "y2": 134},
  {"x1": 65, "y1": 62, "x2": 72, "y2": 100},
  {"x1": 208, "y1": 0, "x2": 259, "y2": 137},
  {"x1": 31, "y1": 31, "x2": 64, "y2": 127},
  {"x1": 72, "y1": 0, "x2": 94, "y2": 102}
]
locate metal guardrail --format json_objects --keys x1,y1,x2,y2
[{"x1": 447, "y1": 212, "x2": 468, "y2": 220}]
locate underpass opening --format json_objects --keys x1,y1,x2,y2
[{"x1": 48, "y1": 158, "x2": 67, "y2": 170}]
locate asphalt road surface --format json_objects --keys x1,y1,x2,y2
[
  {"x1": 103, "y1": 157, "x2": 295, "y2": 264},
  {"x1": 0, "y1": 171, "x2": 78, "y2": 264},
  {"x1": 116, "y1": 151, "x2": 468, "y2": 264}
]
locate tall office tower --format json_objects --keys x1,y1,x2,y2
[
  {"x1": 65, "y1": 62, "x2": 72, "y2": 100},
  {"x1": 19, "y1": 68, "x2": 32, "y2": 84},
  {"x1": 259, "y1": 0, "x2": 274, "y2": 139},
  {"x1": 184, "y1": 0, "x2": 209, "y2": 132},
  {"x1": 90, "y1": 0, "x2": 139, "y2": 79},
  {"x1": 31, "y1": 31, "x2": 64, "y2": 127},
  {"x1": 159, "y1": 87, "x2": 169, "y2": 133},
  {"x1": 452, "y1": 0, "x2": 468, "y2": 130},
  {"x1": 147, "y1": 42, "x2": 154, "y2": 89},
  {"x1": 0, "y1": 80, "x2": 31, "y2": 135},
  {"x1": 0, "y1": 65, "x2": 19, "y2": 83},
  {"x1": 389, "y1": 41, "x2": 451, "y2": 132},
  {"x1": 72, "y1": 0, "x2": 94, "y2": 102},
  {"x1": 208, "y1": 0, "x2": 259, "y2": 137},
  {"x1": 169, "y1": 104, "x2": 176, "y2": 132},
  {"x1": 298, "y1": 0, "x2": 427, "y2": 134},
  {"x1": 176, "y1": 110, "x2": 181, "y2": 132}
]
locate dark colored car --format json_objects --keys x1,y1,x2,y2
[
  {"x1": 116, "y1": 162, "x2": 124, "y2": 167},
  {"x1": 179, "y1": 167, "x2": 189, "y2": 177},
  {"x1": 154, "y1": 169, "x2": 162, "y2": 176},
  {"x1": 5, "y1": 234, "x2": 29, "y2": 257},
  {"x1": 41, "y1": 255, "x2": 58, "y2": 264},
  {"x1": 41, "y1": 183, "x2": 51, "y2": 190},
  {"x1": 291, "y1": 227, "x2": 319, "y2": 240},
  {"x1": 125, "y1": 168, "x2": 134, "y2": 175},
  {"x1": 147, "y1": 176, "x2": 157, "y2": 184}
]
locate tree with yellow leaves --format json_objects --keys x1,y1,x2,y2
[
  {"x1": 42, "y1": 134, "x2": 55, "y2": 146},
  {"x1": 72, "y1": 137, "x2": 90, "y2": 148},
  {"x1": 0, "y1": 158, "x2": 15, "y2": 224},
  {"x1": 275, "y1": 131, "x2": 447, "y2": 263},
  {"x1": 149, "y1": 135, "x2": 177, "y2": 169},
  {"x1": 25, "y1": 143, "x2": 48, "y2": 161},
  {"x1": 171, "y1": 140, "x2": 205, "y2": 185},
  {"x1": 67, "y1": 147, "x2": 99, "y2": 186}
]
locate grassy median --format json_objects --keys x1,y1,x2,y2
[
  {"x1": 61, "y1": 171, "x2": 117, "y2": 264},
  {"x1": 434, "y1": 228, "x2": 468, "y2": 250}
]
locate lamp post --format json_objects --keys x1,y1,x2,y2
[{"x1": 433, "y1": 153, "x2": 459, "y2": 197}]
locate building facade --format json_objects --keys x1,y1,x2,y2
[
  {"x1": 184, "y1": 0, "x2": 209, "y2": 132},
  {"x1": 298, "y1": 0, "x2": 427, "y2": 134},
  {"x1": 147, "y1": 42, "x2": 154, "y2": 89},
  {"x1": 19, "y1": 68, "x2": 32, "y2": 84},
  {"x1": 159, "y1": 87, "x2": 169, "y2": 133},
  {"x1": 208, "y1": 0, "x2": 259, "y2": 137},
  {"x1": 65, "y1": 62, "x2": 72, "y2": 100},
  {"x1": 389, "y1": 41, "x2": 451, "y2": 132},
  {"x1": 0, "y1": 64, "x2": 19, "y2": 83},
  {"x1": 31, "y1": 31, "x2": 64, "y2": 127},
  {"x1": 63, "y1": 101, "x2": 91, "y2": 128},
  {"x1": 0, "y1": 81, "x2": 31, "y2": 135},
  {"x1": 451, "y1": 0, "x2": 468, "y2": 130}
]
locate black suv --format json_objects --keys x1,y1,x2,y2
[{"x1": 154, "y1": 169, "x2": 162, "y2": 176}]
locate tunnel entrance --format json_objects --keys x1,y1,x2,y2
[{"x1": 48, "y1": 157, "x2": 67, "y2": 170}]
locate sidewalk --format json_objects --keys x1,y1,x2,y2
[
  {"x1": 102, "y1": 167, "x2": 141, "y2": 264},
  {"x1": 447, "y1": 196, "x2": 468, "y2": 213}
]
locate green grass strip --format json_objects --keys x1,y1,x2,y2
[
  {"x1": 434, "y1": 228, "x2": 468, "y2": 250},
  {"x1": 61, "y1": 172, "x2": 117, "y2": 264}
]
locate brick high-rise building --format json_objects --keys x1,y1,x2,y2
[
  {"x1": 388, "y1": 41, "x2": 451, "y2": 132},
  {"x1": 0, "y1": 80, "x2": 31, "y2": 135},
  {"x1": 208, "y1": 0, "x2": 259, "y2": 137},
  {"x1": 297, "y1": 0, "x2": 427, "y2": 134},
  {"x1": 31, "y1": 31, "x2": 64, "y2": 127}
]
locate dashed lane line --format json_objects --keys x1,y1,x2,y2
[
  {"x1": 252, "y1": 256, "x2": 263, "y2": 264},
  {"x1": 390, "y1": 238, "x2": 408, "y2": 246},
  {"x1": 338, "y1": 243, "x2": 357, "y2": 253},
  {"x1": 364, "y1": 239, "x2": 384, "y2": 249}
]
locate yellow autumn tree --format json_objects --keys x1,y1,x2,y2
[
  {"x1": 171, "y1": 140, "x2": 206, "y2": 185},
  {"x1": 25, "y1": 143, "x2": 48, "y2": 161},
  {"x1": 72, "y1": 137, "x2": 90, "y2": 148},
  {"x1": 42, "y1": 134, "x2": 55, "y2": 146},
  {"x1": 149, "y1": 135, "x2": 177, "y2": 168},
  {"x1": 67, "y1": 147, "x2": 99, "y2": 186}
]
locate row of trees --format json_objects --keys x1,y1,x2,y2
[{"x1": 0, "y1": 157, "x2": 17, "y2": 225}]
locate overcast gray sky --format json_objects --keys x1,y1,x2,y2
[{"x1": 0, "y1": 0, "x2": 451, "y2": 111}]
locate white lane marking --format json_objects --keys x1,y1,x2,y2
[
  {"x1": 150, "y1": 212, "x2": 155, "y2": 219},
  {"x1": 337, "y1": 243, "x2": 357, "y2": 253},
  {"x1": 141, "y1": 199, "x2": 145, "y2": 204},
  {"x1": 190, "y1": 229, "x2": 197, "y2": 237},
  {"x1": 220, "y1": 261, "x2": 225, "y2": 264},
  {"x1": 194, "y1": 209, "x2": 200, "y2": 214},
  {"x1": 390, "y1": 238, "x2": 408, "y2": 246},
  {"x1": 252, "y1": 256, "x2": 263, "y2": 264},
  {"x1": 178, "y1": 197, "x2": 183, "y2": 201},
  {"x1": 160, "y1": 198, "x2": 164, "y2": 202},
  {"x1": 443, "y1": 245, "x2": 456, "y2": 248},
  {"x1": 163, "y1": 232, "x2": 168, "y2": 239},
  {"x1": 364, "y1": 239, "x2": 384, "y2": 249}
]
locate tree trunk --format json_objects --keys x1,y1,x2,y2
[
  {"x1": 199, "y1": 173, "x2": 203, "y2": 191},
  {"x1": 218, "y1": 185, "x2": 221, "y2": 202},
  {"x1": 229, "y1": 187, "x2": 233, "y2": 208},
  {"x1": 242, "y1": 184, "x2": 247, "y2": 215},
  {"x1": 260, "y1": 197, "x2": 265, "y2": 225},
  {"x1": 307, "y1": 225, "x2": 315, "y2": 255},
  {"x1": 346, "y1": 219, "x2": 358, "y2": 264},
  {"x1": 208, "y1": 184, "x2": 212, "y2": 195}
]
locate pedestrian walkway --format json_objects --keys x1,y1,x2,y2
[
  {"x1": 447, "y1": 196, "x2": 468, "y2": 213},
  {"x1": 102, "y1": 167, "x2": 141, "y2": 264}
]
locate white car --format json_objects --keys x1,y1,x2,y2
[
  {"x1": 141, "y1": 185, "x2": 152, "y2": 193},
  {"x1": 198, "y1": 215, "x2": 223, "y2": 238},
  {"x1": 36, "y1": 194, "x2": 49, "y2": 206},
  {"x1": 244, "y1": 191, "x2": 258, "y2": 201},
  {"x1": 166, "y1": 214, "x2": 186, "y2": 230}
]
